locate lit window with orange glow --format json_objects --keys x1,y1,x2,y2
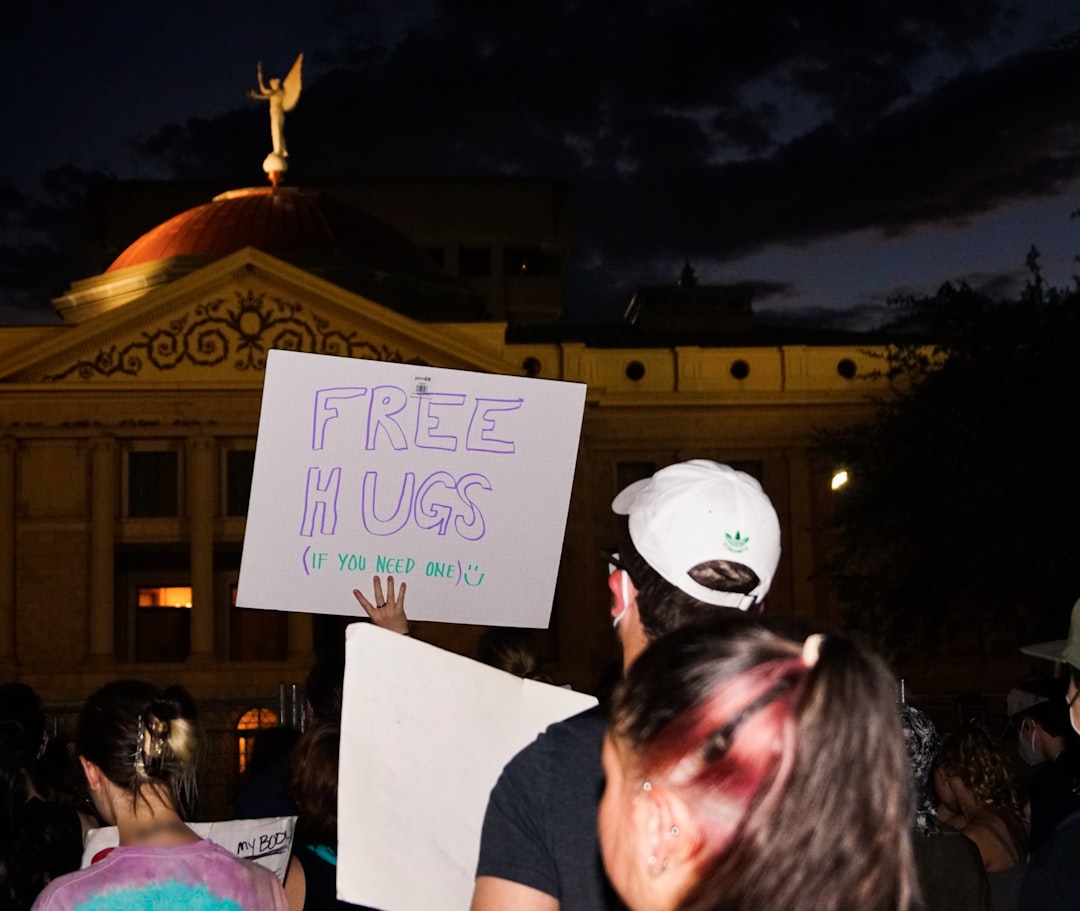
[
  {"x1": 236, "y1": 707, "x2": 280, "y2": 774},
  {"x1": 137, "y1": 586, "x2": 193, "y2": 608}
]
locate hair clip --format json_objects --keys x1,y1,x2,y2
[{"x1": 134, "y1": 715, "x2": 145, "y2": 772}]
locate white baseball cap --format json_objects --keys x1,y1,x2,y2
[
  {"x1": 1006, "y1": 685, "x2": 1051, "y2": 719},
  {"x1": 611, "y1": 460, "x2": 781, "y2": 610}
]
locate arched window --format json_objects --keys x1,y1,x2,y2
[{"x1": 236, "y1": 707, "x2": 280, "y2": 774}]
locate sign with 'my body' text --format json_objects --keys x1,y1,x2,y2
[{"x1": 237, "y1": 350, "x2": 586, "y2": 627}]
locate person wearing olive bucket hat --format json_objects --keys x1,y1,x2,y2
[{"x1": 1018, "y1": 598, "x2": 1080, "y2": 911}]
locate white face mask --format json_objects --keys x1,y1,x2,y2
[
  {"x1": 1018, "y1": 723, "x2": 1046, "y2": 766},
  {"x1": 1066, "y1": 680, "x2": 1080, "y2": 736},
  {"x1": 611, "y1": 569, "x2": 631, "y2": 628}
]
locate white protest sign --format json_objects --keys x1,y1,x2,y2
[
  {"x1": 237, "y1": 349, "x2": 586, "y2": 627},
  {"x1": 81, "y1": 817, "x2": 297, "y2": 882},
  {"x1": 337, "y1": 623, "x2": 597, "y2": 911}
]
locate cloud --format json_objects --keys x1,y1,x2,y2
[
  {"x1": 964, "y1": 266, "x2": 1030, "y2": 299},
  {"x1": 754, "y1": 300, "x2": 897, "y2": 332},
  {"x1": 6, "y1": 1, "x2": 1080, "y2": 325}
]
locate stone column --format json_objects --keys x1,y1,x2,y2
[
  {"x1": 86, "y1": 436, "x2": 117, "y2": 664},
  {"x1": 187, "y1": 435, "x2": 216, "y2": 662},
  {"x1": 0, "y1": 438, "x2": 16, "y2": 669}
]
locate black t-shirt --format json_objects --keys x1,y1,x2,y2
[
  {"x1": 1028, "y1": 750, "x2": 1080, "y2": 850},
  {"x1": 294, "y1": 845, "x2": 380, "y2": 911},
  {"x1": 475, "y1": 705, "x2": 623, "y2": 911},
  {"x1": 1020, "y1": 809, "x2": 1080, "y2": 911},
  {"x1": 912, "y1": 824, "x2": 992, "y2": 911}
]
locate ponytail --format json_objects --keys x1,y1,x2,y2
[
  {"x1": 78, "y1": 681, "x2": 201, "y2": 817},
  {"x1": 610, "y1": 619, "x2": 919, "y2": 911}
]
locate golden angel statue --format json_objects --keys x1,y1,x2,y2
[{"x1": 249, "y1": 54, "x2": 303, "y2": 157}]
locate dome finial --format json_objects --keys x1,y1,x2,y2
[{"x1": 248, "y1": 54, "x2": 303, "y2": 186}]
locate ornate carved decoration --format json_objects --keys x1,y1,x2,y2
[{"x1": 46, "y1": 289, "x2": 426, "y2": 380}]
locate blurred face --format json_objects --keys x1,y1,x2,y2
[
  {"x1": 932, "y1": 764, "x2": 959, "y2": 812},
  {"x1": 600, "y1": 735, "x2": 687, "y2": 911},
  {"x1": 599, "y1": 734, "x2": 647, "y2": 909}
]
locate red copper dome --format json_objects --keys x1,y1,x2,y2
[{"x1": 106, "y1": 187, "x2": 436, "y2": 275}]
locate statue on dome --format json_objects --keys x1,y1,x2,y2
[{"x1": 248, "y1": 54, "x2": 303, "y2": 185}]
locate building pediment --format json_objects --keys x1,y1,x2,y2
[{"x1": 0, "y1": 249, "x2": 518, "y2": 384}]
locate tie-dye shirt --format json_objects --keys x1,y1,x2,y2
[{"x1": 31, "y1": 839, "x2": 289, "y2": 911}]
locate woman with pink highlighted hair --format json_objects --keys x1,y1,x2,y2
[{"x1": 598, "y1": 619, "x2": 920, "y2": 911}]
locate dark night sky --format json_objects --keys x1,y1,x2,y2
[{"x1": 3, "y1": 0, "x2": 1080, "y2": 328}]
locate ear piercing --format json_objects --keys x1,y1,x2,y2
[{"x1": 647, "y1": 854, "x2": 669, "y2": 877}]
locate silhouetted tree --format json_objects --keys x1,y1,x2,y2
[{"x1": 818, "y1": 249, "x2": 1080, "y2": 657}]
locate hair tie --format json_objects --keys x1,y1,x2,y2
[{"x1": 802, "y1": 633, "x2": 824, "y2": 668}]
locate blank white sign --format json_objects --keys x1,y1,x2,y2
[{"x1": 337, "y1": 624, "x2": 597, "y2": 911}]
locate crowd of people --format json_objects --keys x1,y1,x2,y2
[{"x1": 3, "y1": 459, "x2": 1080, "y2": 911}]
